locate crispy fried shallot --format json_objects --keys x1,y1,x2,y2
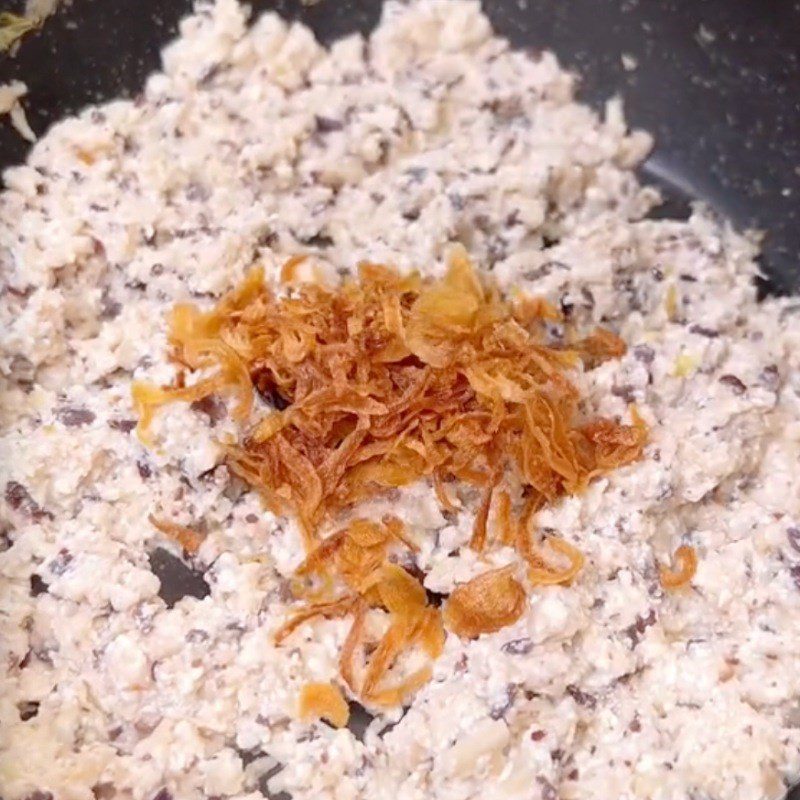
[
  {"x1": 298, "y1": 682, "x2": 350, "y2": 728},
  {"x1": 443, "y1": 566, "x2": 527, "y2": 639},
  {"x1": 134, "y1": 247, "x2": 645, "y2": 533},
  {"x1": 134, "y1": 247, "x2": 649, "y2": 705},
  {"x1": 278, "y1": 518, "x2": 443, "y2": 707},
  {"x1": 148, "y1": 514, "x2": 204, "y2": 554},
  {"x1": 659, "y1": 545, "x2": 698, "y2": 590}
]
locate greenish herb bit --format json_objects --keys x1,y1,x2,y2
[{"x1": 0, "y1": 12, "x2": 40, "y2": 53}]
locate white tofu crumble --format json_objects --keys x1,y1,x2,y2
[{"x1": 1, "y1": 2, "x2": 799, "y2": 800}]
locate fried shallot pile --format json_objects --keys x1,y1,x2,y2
[{"x1": 134, "y1": 246, "x2": 647, "y2": 710}]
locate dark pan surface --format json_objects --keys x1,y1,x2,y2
[{"x1": 1, "y1": 1, "x2": 799, "y2": 799}]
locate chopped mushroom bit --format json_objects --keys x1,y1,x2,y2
[
  {"x1": 660, "y1": 545, "x2": 698, "y2": 590},
  {"x1": 135, "y1": 248, "x2": 648, "y2": 704},
  {"x1": 298, "y1": 682, "x2": 350, "y2": 728}
]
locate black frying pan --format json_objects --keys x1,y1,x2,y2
[{"x1": 2, "y1": 1, "x2": 799, "y2": 799}]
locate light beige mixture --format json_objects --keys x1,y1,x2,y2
[{"x1": 1, "y1": 2, "x2": 799, "y2": 799}]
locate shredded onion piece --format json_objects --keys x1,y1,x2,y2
[
  {"x1": 274, "y1": 595, "x2": 356, "y2": 644},
  {"x1": 432, "y1": 469, "x2": 459, "y2": 512},
  {"x1": 513, "y1": 294, "x2": 563, "y2": 325},
  {"x1": 660, "y1": 545, "x2": 698, "y2": 590},
  {"x1": 362, "y1": 619, "x2": 413, "y2": 697},
  {"x1": 469, "y1": 486, "x2": 494, "y2": 552},
  {"x1": 576, "y1": 326, "x2": 627, "y2": 367},
  {"x1": 280, "y1": 520, "x2": 440, "y2": 705},
  {"x1": 148, "y1": 514, "x2": 204, "y2": 554},
  {"x1": 339, "y1": 600, "x2": 367, "y2": 691},
  {"x1": 443, "y1": 566, "x2": 527, "y2": 639},
  {"x1": 280, "y1": 254, "x2": 309, "y2": 284},
  {"x1": 495, "y1": 489, "x2": 515, "y2": 547},
  {"x1": 298, "y1": 682, "x2": 350, "y2": 728},
  {"x1": 527, "y1": 537, "x2": 585, "y2": 586},
  {"x1": 368, "y1": 664, "x2": 433, "y2": 707}
]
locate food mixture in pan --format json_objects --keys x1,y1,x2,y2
[{"x1": 1, "y1": 1, "x2": 799, "y2": 799}]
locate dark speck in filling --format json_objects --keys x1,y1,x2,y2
[
  {"x1": 99, "y1": 289, "x2": 122, "y2": 321},
  {"x1": 633, "y1": 344, "x2": 655, "y2": 364},
  {"x1": 537, "y1": 776, "x2": 558, "y2": 800},
  {"x1": 91, "y1": 782, "x2": 116, "y2": 800},
  {"x1": 190, "y1": 395, "x2": 227, "y2": 426},
  {"x1": 315, "y1": 115, "x2": 344, "y2": 133},
  {"x1": 5, "y1": 481, "x2": 53, "y2": 521},
  {"x1": 689, "y1": 324, "x2": 720, "y2": 338},
  {"x1": 300, "y1": 231, "x2": 335, "y2": 249},
  {"x1": 49, "y1": 548, "x2": 73, "y2": 575},
  {"x1": 611, "y1": 384, "x2": 637, "y2": 404},
  {"x1": 502, "y1": 638, "x2": 534, "y2": 655},
  {"x1": 490, "y1": 684, "x2": 518, "y2": 719},
  {"x1": 522, "y1": 261, "x2": 569, "y2": 282},
  {"x1": 759, "y1": 364, "x2": 780, "y2": 391},
  {"x1": 448, "y1": 192, "x2": 465, "y2": 210},
  {"x1": 787, "y1": 527, "x2": 800, "y2": 553},
  {"x1": 109, "y1": 418, "x2": 137, "y2": 433},
  {"x1": 29, "y1": 574, "x2": 49, "y2": 597},
  {"x1": 258, "y1": 763, "x2": 290, "y2": 800},
  {"x1": 483, "y1": 95, "x2": 524, "y2": 121},
  {"x1": 626, "y1": 608, "x2": 657, "y2": 646},
  {"x1": 405, "y1": 166, "x2": 428, "y2": 182},
  {"x1": 790, "y1": 565, "x2": 800, "y2": 591},
  {"x1": 56, "y1": 406, "x2": 96, "y2": 427},
  {"x1": 257, "y1": 230, "x2": 279, "y2": 249},
  {"x1": 719, "y1": 374, "x2": 747, "y2": 395},
  {"x1": 566, "y1": 684, "x2": 597, "y2": 709},
  {"x1": 18, "y1": 700, "x2": 40, "y2": 721}
]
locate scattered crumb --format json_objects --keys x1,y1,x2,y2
[
  {"x1": 0, "y1": 80, "x2": 36, "y2": 142},
  {"x1": 696, "y1": 23, "x2": 717, "y2": 45}
]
